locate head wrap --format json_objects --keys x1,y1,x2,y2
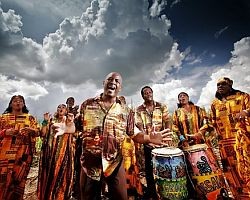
[{"x1": 217, "y1": 77, "x2": 233, "y2": 86}]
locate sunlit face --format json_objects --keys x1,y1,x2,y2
[
  {"x1": 217, "y1": 81, "x2": 231, "y2": 95},
  {"x1": 142, "y1": 87, "x2": 153, "y2": 102},
  {"x1": 11, "y1": 96, "x2": 24, "y2": 112},
  {"x1": 178, "y1": 93, "x2": 189, "y2": 105},
  {"x1": 57, "y1": 104, "x2": 67, "y2": 115},
  {"x1": 103, "y1": 72, "x2": 122, "y2": 97}
]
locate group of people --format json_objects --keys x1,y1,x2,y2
[{"x1": 0, "y1": 72, "x2": 249, "y2": 200}]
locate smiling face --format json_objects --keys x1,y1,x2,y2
[
  {"x1": 142, "y1": 87, "x2": 153, "y2": 102},
  {"x1": 103, "y1": 72, "x2": 122, "y2": 98}
]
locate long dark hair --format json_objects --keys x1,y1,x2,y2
[{"x1": 3, "y1": 95, "x2": 29, "y2": 114}]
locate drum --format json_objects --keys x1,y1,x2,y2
[
  {"x1": 183, "y1": 144, "x2": 226, "y2": 200},
  {"x1": 152, "y1": 147, "x2": 188, "y2": 200}
]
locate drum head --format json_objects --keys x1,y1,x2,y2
[
  {"x1": 183, "y1": 143, "x2": 208, "y2": 152},
  {"x1": 152, "y1": 147, "x2": 183, "y2": 156}
]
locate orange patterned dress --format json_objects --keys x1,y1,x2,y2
[{"x1": 0, "y1": 113, "x2": 39, "y2": 200}]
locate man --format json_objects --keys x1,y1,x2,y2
[
  {"x1": 66, "y1": 97, "x2": 79, "y2": 117},
  {"x1": 135, "y1": 86, "x2": 176, "y2": 199},
  {"x1": 65, "y1": 97, "x2": 82, "y2": 199},
  {"x1": 211, "y1": 77, "x2": 250, "y2": 199},
  {"x1": 79, "y1": 72, "x2": 171, "y2": 200}
]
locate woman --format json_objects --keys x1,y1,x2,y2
[
  {"x1": 172, "y1": 92, "x2": 210, "y2": 199},
  {"x1": 172, "y1": 92, "x2": 210, "y2": 147},
  {"x1": 0, "y1": 95, "x2": 40, "y2": 200},
  {"x1": 172, "y1": 92, "x2": 228, "y2": 200},
  {"x1": 37, "y1": 104, "x2": 75, "y2": 200}
]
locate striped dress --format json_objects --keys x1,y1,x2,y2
[
  {"x1": 172, "y1": 104, "x2": 208, "y2": 145},
  {"x1": 37, "y1": 118, "x2": 74, "y2": 200}
]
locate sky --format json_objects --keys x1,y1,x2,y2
[{"x1": 0, "y1": 0, "x2": 250, "y2": 119}]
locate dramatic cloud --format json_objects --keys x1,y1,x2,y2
[
  {"x1": 0, "y1": 74, "x2": 48, "y2": 100},
  {"x1": 0, "y1": 0, "x2": 184, "y2": 117},
  {"x1": 1, "y1": 0, "x2": 89, "y2": 20},
  {"x1": 0, "y1": 6, "x2": 46, "y2": 79},
  {"x1": 0, "y1": 0, "x2": 249, "y2": 118},
  {"x1": 198, "y1": 37, "x2": 250, "y2": 109}
]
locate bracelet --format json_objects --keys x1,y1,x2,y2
[
  {"x1": 179, "y1": 135, "x2": 186, "y2": 142},
  {"x1": 42, "y1": 120, "x2": 49, "y2": 126}
]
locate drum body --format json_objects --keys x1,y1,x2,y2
[
  {"x1": 152, "y1": 147, "x2": 188, "y2": 200},
  {"x1": 184, "y1": 144, "x2": 226, "y2": 200}
]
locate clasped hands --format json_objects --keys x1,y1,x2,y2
[
  {"x1": 51, "y1": 113, "x2": 76, "y2": 138},
  {"x1": 5, "y1": 127, "x2": 37, "y2": 136}
]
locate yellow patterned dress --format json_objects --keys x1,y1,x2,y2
[
  {"x1": 211, "y1": 90, "x2": 250, "y2": 199},
  {"x1": 0, "y1": 113, "x2": 39, "y2": 200},
  {"x1": 172, "y1": 104, "x2": 209, "y2": 145}
]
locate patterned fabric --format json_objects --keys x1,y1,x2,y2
[
  {"x1": 134, "y1": 101, "x2": 173, "y2": 170},
  {"x1": 134, "y1": 101, "x2": 175, "y2": 197},
  {"x1": 0, "y1": 113, "x2": 39, "y2": 200},
  {"x1": 68, "y1": 106, "x2": 79, "y2": 117},
  {"x1": 172, "y1": 104, "x2": 208, "y2": 143},
  {"x1": 211, "y1": 90, "x2": 250, "y2": 198},
  {"x1": 37, "y1": 118, "x2": 74, "y2": 200},
  {"x1": 80, "y1": 94, "x2": 134, "y2": 181},
  {"x1": 122, "y1": 137, "x2": 138, "y2": 194},
  {"x1": 135, "y1": 101, "x2": 170, "y2": 133}
]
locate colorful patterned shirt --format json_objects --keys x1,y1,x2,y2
[
  {"x1": 135, "y1": 101, "x2": 170, "y2": 133},
  {"x1": 211, "y1": 90, "x2": 250, "y2": 198},
  {"x1": 172, "y1": 104, "x2": 208, "y2": 140},
  {"x1": 211, "y1": 90, "x2": 250, "y2": 139},
  {"x1": 80, "y1": 94, "x2": 134, "y2": 180}
]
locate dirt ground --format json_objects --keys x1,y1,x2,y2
[{"x1": 23, "y1": 155, "x2": 39, "y2": 200}]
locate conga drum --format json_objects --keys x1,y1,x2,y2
[
  {"x1": 152, "y1": 147, "x2": 188, "y2": 200},
  {"x1": 183, "y1": 144, "x2": 227, "y2": 200}
]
